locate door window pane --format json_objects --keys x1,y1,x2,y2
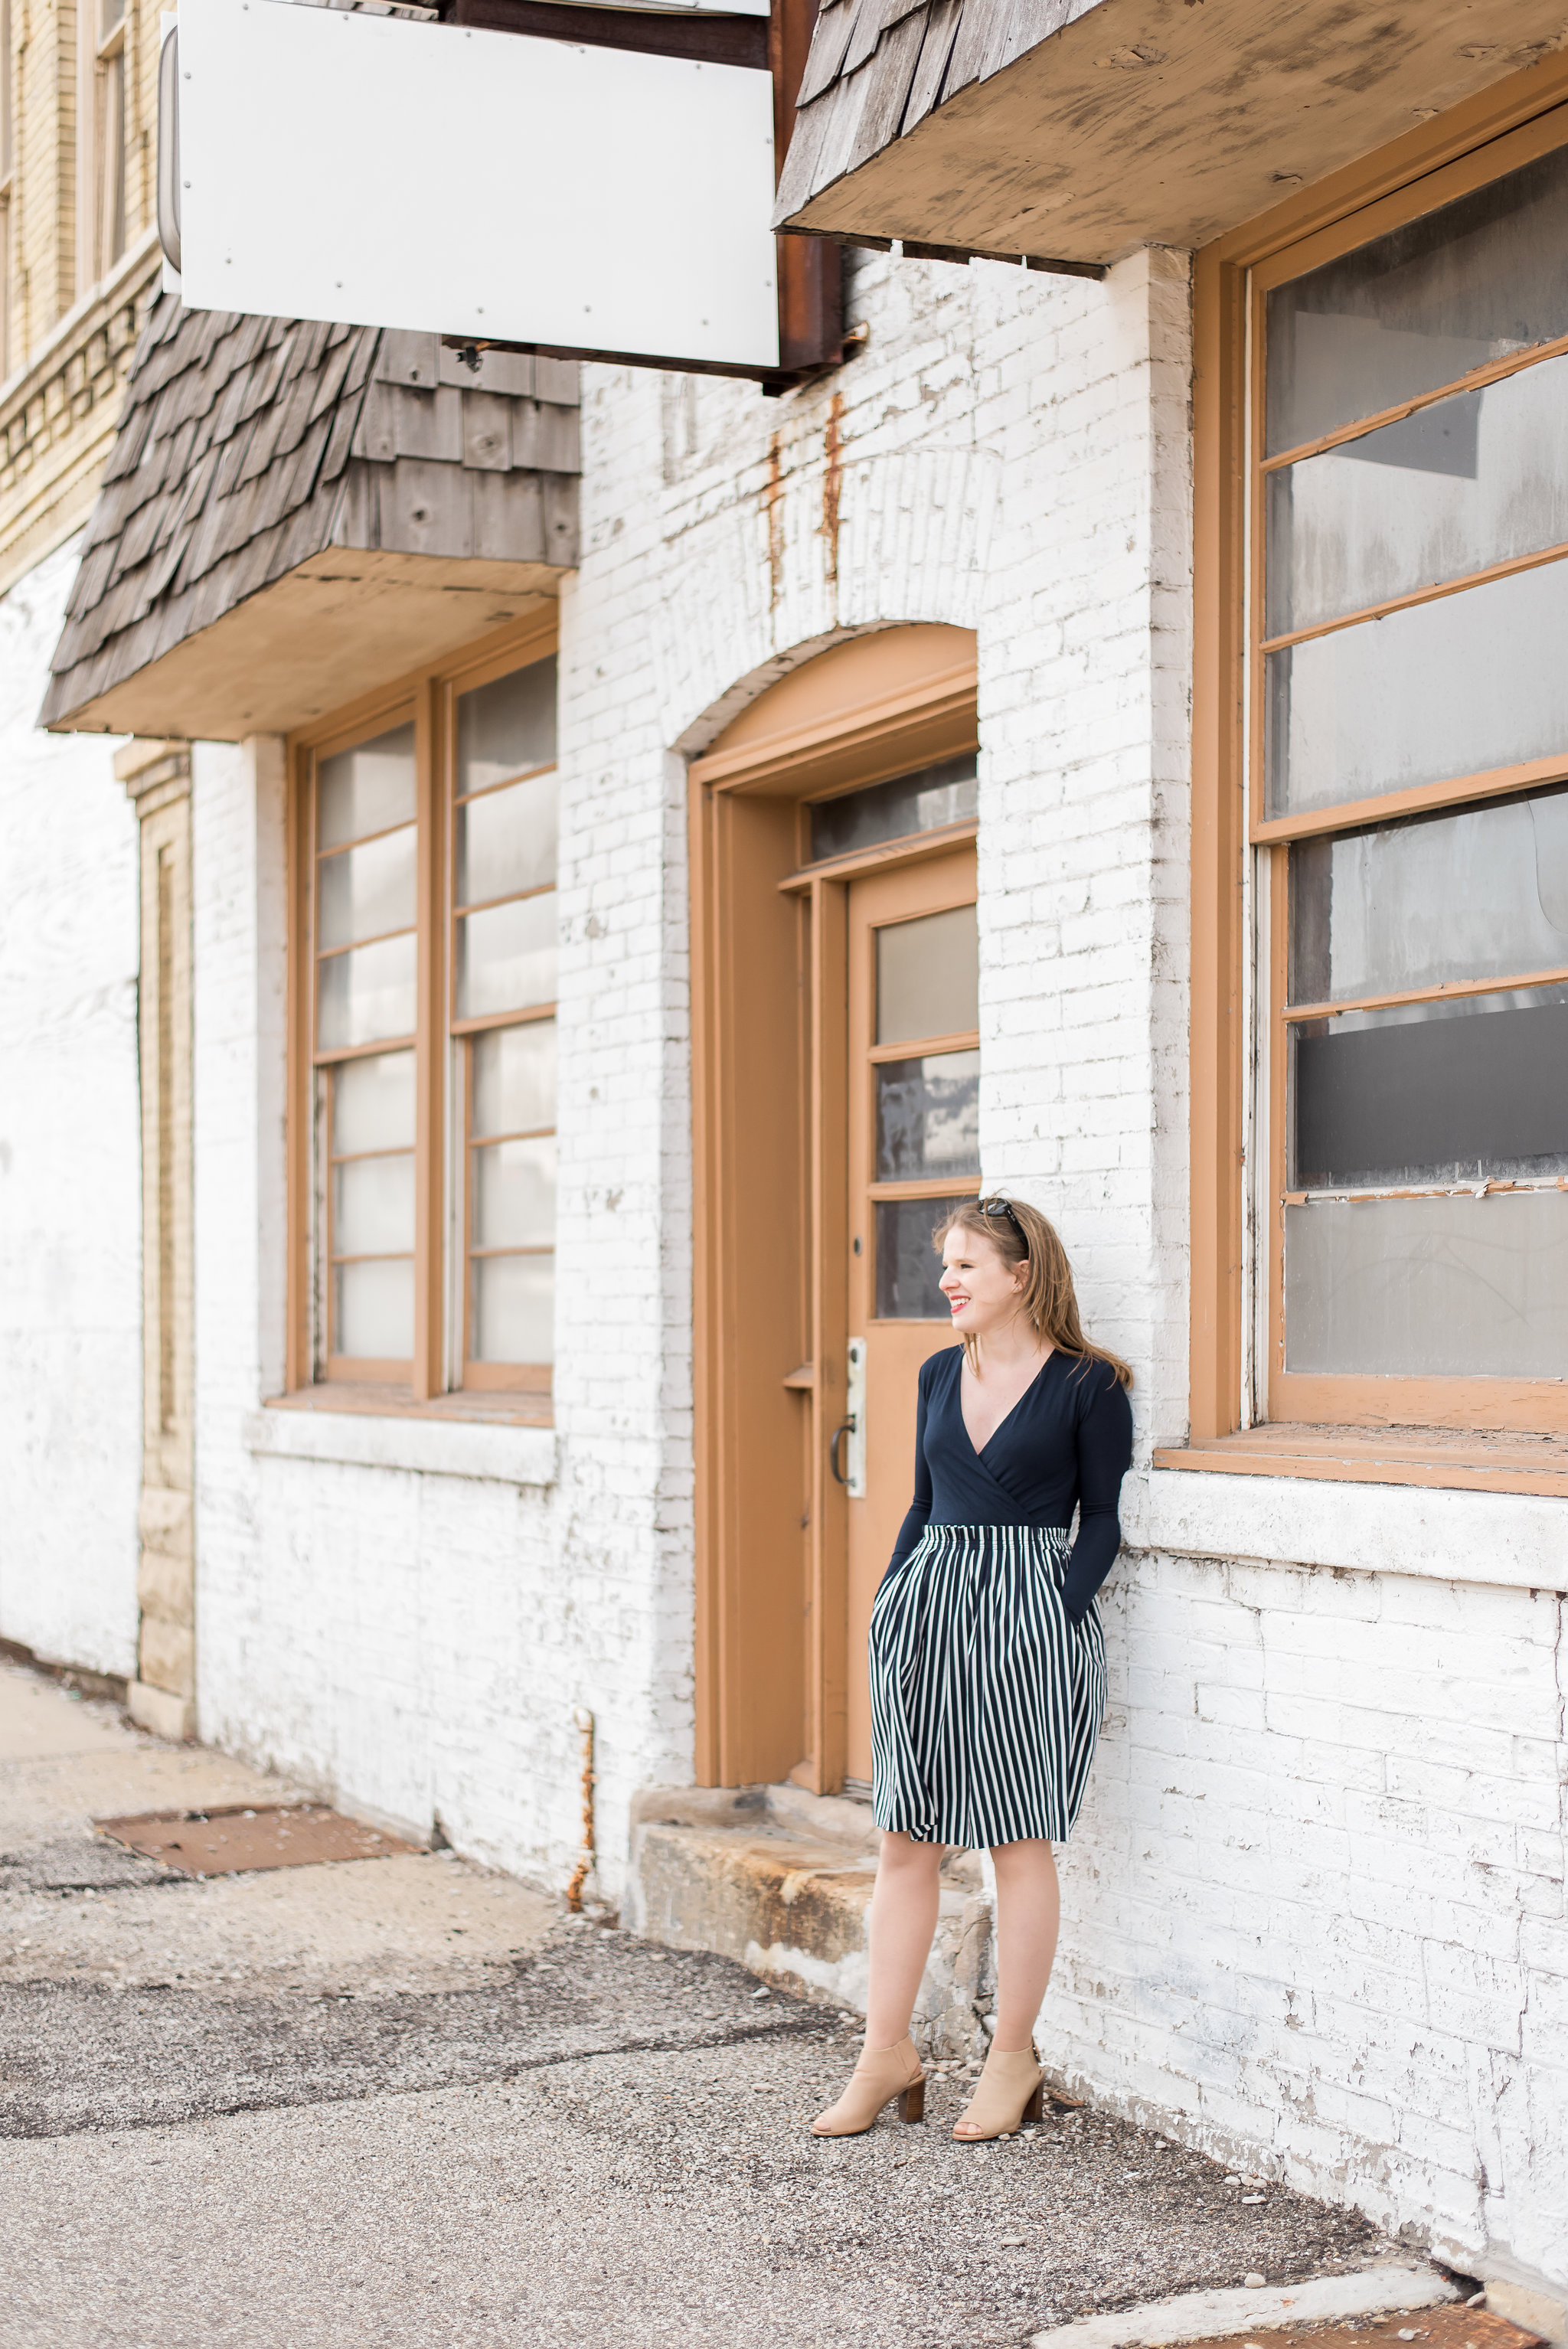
[
  {"x1": 473, "y1": 1135, "x2": 556, "y2": 1250},
  {"x1": 809, "y1": 756, "x2": 978, "y2": 862},
  {"x1": 318, "y1": 825, "x2": 416, "y2": 951},
  {"x1": 1289, "y1": 791, "x2": 1568, "y2": 1004},
  {"x1": 1285, "y1": 1191, "x2": 1568, "y2": 1377},
  {"x1": 331, "y1": 1049, "x2": 416, "y2": 1155},
  {"x1": 317, "y1": 722, "x2": 416, "y2": 850},
  {"x1": 456, "y1": 658, "x2": 557, "y2": 793},
  {"x1": 1291, "y1": 984, "x2": 1568, "y2": 1189},
  {"x1": 472, "y1": 1253, "x2": 554, "y2": 1364},
  {"x1": 1264, "y1": 555, "x2": 1568, "y2": 818},
  {"x1": 876, "y1": 904, "x2": 978, "y2": 1044},
  {"x1": 456, "y1": 769, "x2": 558, "y2": 906},
  {"x1": 874, "y1": 1196, "x2": 972, "y2": 1319},
  {"x1": 472, "y1": 1021, "x2": 557, "y2": 1138},
  {"x1": 456, "y1": 892, "x2": 557, "y2": 1020},
  {"x1": 1266, "y1": 351, "x2": 1568, "y2": 636},
  {"x1": 334, "y1": 1258, "x2": 414, "y2": 1360},
  {"x1": 875, "y1": 1049, "x2": 979, "y2": 1180},
  {"x1": 1265, "y1": 145, "x2": 1568, "y2": 453},
  {"x1": 318, "y1": 931, "x2": 417, "y2": 1049}
]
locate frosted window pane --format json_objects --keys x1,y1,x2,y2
[
  {"x1": 1289, "y1": 790, "x2": 1568, "y2": 1002},
  {"x1": 1265, "y1": 557, "x2": 1568, "y2": 818},
  {"x1": 456, "y1": 770, "x2": 558, "y2": 906},
  {"x1": 318, "y1": 825, "x2": 416, "y2": 950},
  {"x1": 334, "y1": 1257, "x2": 413, "y2": 1360},
  {"x1": 472, "y1": 1021, "x2": 556, "y2": 1138},
  {"x1": 1265, "y1": 146, "x2": 1568, "y2": 453},
  {"x1": 317, "y1": 722, "x2": 415, "y2": 850},
  {"x1": 1285, "y1": 1191, "x2": 1568, "y2": 1377},
  {"x1": 472, "y1": 1253, "x2": 554, "y2": 1364},
  {"x1": 809, "y1": 756, "x2": 978, "y2": 861},
  {"x1": 875, "y1": 1197, "x2": 973, "y2": 1319},
  {"x1": 1291, "y1": 985, "x2": 1568, "y2": 1189},
  {"x1": 876, "y1": 905, "x2": 978, "y2": 1045},
  {"x1": 331, "y1": 1050, "x2": 416, "y2": 1155},
  {"x1": 474, "y1": 1136, "x2": 556, "y2": 1249},
  {"x1": 1267, "y1": 353, "x2": 1568, "y2": 636},
  {"x1": 333, "y1": 1154, "x2": 415, "y2": 1256},
  {"x1": 456, "y1": 892, "x2": 557, "y2": 1019},
  {"x1": 875, "y1": 1049, "x2": 979, "y2": 1179},
  {"x1": 456, "y1": 658, "x2": 557, "y2": 794},
  {"x1": 318, "y1": 932, "x2": 416, "y2": 1048}
]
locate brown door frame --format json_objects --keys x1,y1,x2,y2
[{"x1": 687, "y1": 626, "x2": 979, "y2": 1789}]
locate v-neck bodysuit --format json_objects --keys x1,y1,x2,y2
[{"x1": 887, "y1": 1345, "x2": 1133, "y2": 1622}]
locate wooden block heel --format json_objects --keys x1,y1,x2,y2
[
  {"x1": 1021, "y1": 2080, "x2": 1044, "y2": 2124},
  {"x1": 897, "y1": 2079, "x2": 926, "y2": 2124}
]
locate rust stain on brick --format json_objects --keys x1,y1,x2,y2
[
  {"x1": 820, "y1": 391, "x2": 845, "y2": 596},
  {"x1": 765, "y1": 431, "x2": 785, "y2": 610}
]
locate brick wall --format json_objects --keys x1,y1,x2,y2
[{"x1": 0, "y1": 532, "x2": 141, "y2": 1675}]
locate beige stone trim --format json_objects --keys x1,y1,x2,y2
[
  {"x1": 0, "y1": 228, "x2": 159, "y2": 596},
  {"x1": 128, "y1": 743, "x2": 195, "y2": 1717}
]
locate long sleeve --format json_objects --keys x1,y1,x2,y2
[
  {"x1": 886, "y1": 1367, "x2": 933, "y2": 1576},
  {"x1": 1060, "y1": 1362, "x2": 1134, "y2": 1623}
]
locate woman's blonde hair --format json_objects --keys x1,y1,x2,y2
[{"x1": 934, "y1": 1197, "x2": 1133, "y2": 1387}]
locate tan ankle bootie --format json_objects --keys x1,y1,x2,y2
[
  {"x1": 952, "y1": 2044, "x2": 1044, "y2": 2141},
  {"x1": 809, "y1": 2036, "x2": 926, "y2": 2137}
]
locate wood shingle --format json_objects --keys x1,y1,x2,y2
[{"x1": 41, "y1": 292, "x2": 581, "y2": 732}]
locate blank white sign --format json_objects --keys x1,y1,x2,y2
[{"x1": 178, "y1": 0, "x2": 780, "y2": 368}]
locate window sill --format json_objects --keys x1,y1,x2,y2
[
  {"x1": 245, "y1": 1387, "x2": 556, "y2": 1486},
  {"x1": 1152, "y1": 1424, "x2": 1568, "y2": 1499}
]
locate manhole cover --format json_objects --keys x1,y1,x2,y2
[{"x1": 93, "y1": 1805, "x2": 414, "y2": 1877}]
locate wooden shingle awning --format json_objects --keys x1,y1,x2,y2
[
  {"x1": 773, "y1": 0, "x2": 1568, "y2": 264},
  {"x1": 41, "y1": 296, "x2": 580, "y2": 742}
]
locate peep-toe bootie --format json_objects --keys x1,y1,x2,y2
[
  {"x1": 809, "y1": 2036, "x2": 925, "y2": 2137},
  {"x1": 952, "y1": 2044, "x2": 1044, "y2": 2141}
]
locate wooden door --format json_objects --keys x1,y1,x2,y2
[{"x1": 841, "y1": 848, "x2": 978, "y2": 1785}]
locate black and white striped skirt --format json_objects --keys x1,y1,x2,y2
[{"x1": 869, "y1": 1524, "x2": 1106, "y2": 1850}]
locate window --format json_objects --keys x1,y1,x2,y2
[
  {"x1": 78, "y1": 0, "x2": 127, "y2": 292},
  {"x1": 1249, "y1": 126, "x2": 1568, "y2": 1430},
  {"x1": 1, "y1": 0, "x2": 12, "y2": 379},
  {"x1": 292, "y1": 629, "x2": 558, "y2": 1403}
]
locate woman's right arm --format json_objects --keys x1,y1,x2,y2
[{"x1": 884, "y1": 1364, "x2": 933, "y2": 1576}]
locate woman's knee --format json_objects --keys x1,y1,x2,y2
[{"x1": 878, "y1": 1830, "x2": 943, "y2": 1876}]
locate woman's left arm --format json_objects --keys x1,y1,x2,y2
[{"x1": 1059, "y1": 1364, "x2": 1134, "y2": 1624}]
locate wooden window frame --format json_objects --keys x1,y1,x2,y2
[
  {"x1": 283, "y1": 609, "x2": 557, "y2": 1413},
  {"x1": 1182, "y1": 52, "x2": 1568, "y2": 1488},
  {"x1": 77, "y1": 0, "x2": 128, "y2": 295}
]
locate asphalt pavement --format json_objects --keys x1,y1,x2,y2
[{"x1": 0, "y1": 1660, "x2": 1400, "y2": 2348}]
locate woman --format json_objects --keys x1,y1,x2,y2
[{"x1": 812, "y1": 1196, "x2": 1132, "y2": 2143}]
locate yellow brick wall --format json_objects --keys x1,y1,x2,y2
[{"x1": 1, "y1": 0, "x2": 163, "y2": 594}]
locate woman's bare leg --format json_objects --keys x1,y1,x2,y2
[
  {"x1": 988, "y1": 1838, "x2": 1060, "y2": 2052},
  {"x1": 863, "y1": 1831, "x2": 944, "y2": 2047}
]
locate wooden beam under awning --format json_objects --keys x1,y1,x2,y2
[
  {"x1": 775, "y1": 0, "x2": 1568, "y2": 263},
  {"x1": 44, "y1": 550, "x2": 560, "y2": 743}
]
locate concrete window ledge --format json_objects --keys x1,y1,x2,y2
[
  {"x1": 1122, "y1": 1463, "x2": 1567, "y2": 1594},
  {"x1": 242, "y1": 1408, "x2": 556, "y2": 1488}
]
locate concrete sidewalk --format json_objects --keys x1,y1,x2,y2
[{"x1": 1, "y1": 1661, "x2": 1416, "y2": 2348}]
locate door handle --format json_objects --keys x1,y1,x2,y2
[{"x1": 829, "y1": 1419, "x2": 855, "y2": 1485}]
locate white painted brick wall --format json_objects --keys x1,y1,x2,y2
[
  {"x1": 0, "y1": 535, "x2": 142, "y2": 1677},
  {"x1": 1058, "y1": 1558, "x2": 1566, "y2": 2298}
]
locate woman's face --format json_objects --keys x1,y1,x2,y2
[{"x1": 939, "y1": 1225, "x2": 1027, "y2": 1338}]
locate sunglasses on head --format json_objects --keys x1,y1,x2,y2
[{"x1": 977, "y1": 1196, "x2": 1027, "y2": 1246}]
